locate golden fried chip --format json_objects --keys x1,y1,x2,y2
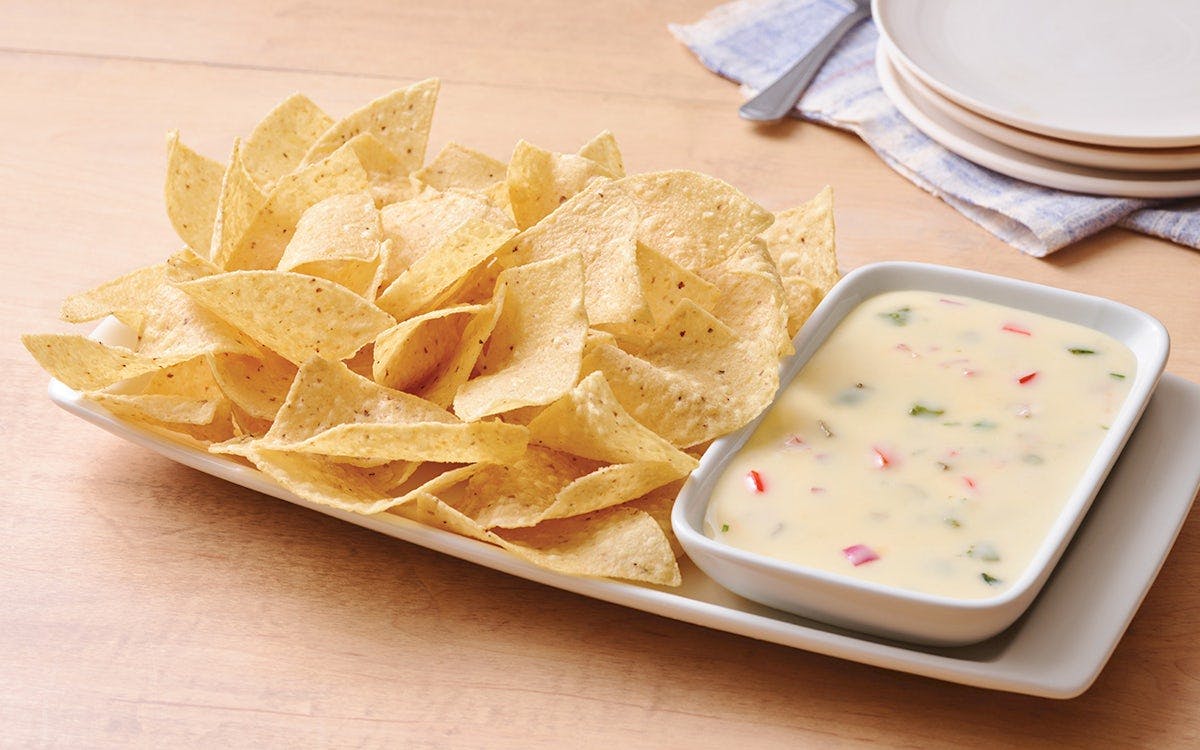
[
  {"x1": 583, "y1": 300, "x2": 779, "y2": 448},
  {"x1": 87, "y1": 392, "x2": 222, "y2": 426},
  {"x1": 345, "y1": 132, "x2": 420, "y2": 207},
  {"x1": 164, "y1": 132, "x2": 224, "y2": 254},
  {"x1": 507, "y1": 181, "x2": 649, "y2": 329},
  {"x1": 176, "y1": 270, "x2": 393, "y2": 365},
  {"x1": 277, "y1": 192, "x2": 381, "y2": 296},
  {"x1": 166, "y1": 247, "x2": 222, "y2": 282},
  {"x1": 577, "y1": 130, "x2": 625, "y2": 178},
  {"x1": 208, "y1": 140, "x2": 266, "y2": 267},
  {"x1": 635, "y1": 242, "x2": 720, "y2": 326},
  {"x1": 375, "y1": 218, "x2": 515, "y2": 321},
  {"x1": 239, "y1": 448, "x2": 470, "y2": 515},
  {"x1": 285, "y1": 420, "x2": 527, "y2": 465},
  {"x1": 208, "y1": 350, "x2": 297, "y2": 420},
  {"x1": 505, "y1": 140, "x2": 617, "y2": 229},
  {"x1": 626, "y1": 479, "x2": 686, "y2": 558},
  {"x1": 527, "y1": 371, "x2": 696, "y2": 472},
  {"x1": 457, "y1": 446, "x2": 599, "y2": 528},
  {"x1": 496, "y1": 506, "x2": 681, "y2": 586},
  {"x1": 224, "y1": 144, "x2": 369, "y2": 270},
  {"x1": 762, "y1": 185, "x2": 838, "y2": 293},
  {"x1": 414, "y1": 142, "x2": 506, "y2": 192},
  {"x1": 22, "y1": 334, "x2": 170, "y2": 391},
  {"x1": 423, "y1": 295, "x2": 504, "y2": 408},
  {"x1": 395, "y1": 493, "x2": 680, "y2": 585},
  {"x1": 377, "y1": 187, "x2": 515, "y2": 285},
  {"x1": 256, "y1": 360, "x2": 527, "y2": 466},
  {"x1": 263, "y1": 356, "x2": 455, "y2": 446},
  {"x1": 129, "y1": 357, "x2": 224, "y2": 398},
  {"x1": 453, "y1": 252, "x2": 587, "y2": 421},
  {"x1": 59, "y1": 262, "x2": 169, "y2": 329},
  {"x1": 542, "y1": 461, "x2": 683, "y2": 523},
  {"x1": 699, "y1": 238, "x2": 791, "y2": 358},
  {"x1": 372, "y1": 303, "x2": 489, "y2": 392},
  {"x1": 760, "y1": 185, "x2": 839, "y2": 335},
  {"x1": 302, "y1": 79, "x2": 439, "y2": 173},
  {"x1": 137, "y1": 284, "x2": 262, "y2": 361},
  {"x1": 610, "y1": 170, "x2": 773, "y2": 270},
  {"x1": 241, "y1": 93, "x2": 334, "y2": 189}
]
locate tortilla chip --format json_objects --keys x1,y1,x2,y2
[
  {"x1": 582, "y1": 300, "x2": 779, "y2": 448},
  {"x1": 457, "y1": 446, "x2": 599, "y2": 528},
  {"x1": 507, "y1": 181, "x2": 648, "y2": 329},
  {"x1": 301, "y1": 79, "x2": 439, "y2": 173},
  {"x1": 224, "y1": 144, "x2": 370, "y2": 270},
  {"x1": 577, "y1": 130, "x2": 625, "y2": 178},
  {"x1": 240, "y1": 447, "x2": 469, "y2": 515},
  {"x1": 241, "y1": 93, "x2": 335, "y2": 189},
  {"x1": 22, "y1": 334, "x2": 169, "y2": 391},
  {"x1": 136, "y1": 284, "x2": 262, "y2": 361},
  {"x1": 414, "y1": 142, "x2": 506, "y2": 192},
  {"x1": 760, "y1": 186, "x2": 839, "y2": 336},
  {"x1": 166, "y1": 247, "x2": 223, "y2": 282},
  {"x1": 277, "y1": 192, "x2": 381, "y2": 296},
  {"x1": 209, "y1": 140, "x2": 267, "y2": 267},
  {"x1": 209, "y1": 350, "x2": 297, "y2": 420},
  {"x1": 453, "y1": 252, "x2": 587, "y2": 421},
  {"x1": 505, "y1": 139, "x2": 616, "y2": 229},
  {"x1": 346, "y1": 132, "x2": 421, "y2": 207},
  {"x1": 164, "y1": 132, "x2": 224, "y2": 254},
  {"x1": 261, "y1": 356, "x2": 454, "y2": 447},
  {"x1": 528, "y1": 371, "x2": 696, "y2": 473},
  {"x1": 378, "y1": 187, "x2": 515, "y2": 285},
  {"x1": 373, "y1": 303, "x2": 488, "y2": 391},
  {"x1": 610, "y1": 170, "x2": 773, "y2": 270},
  {"x1": 375, "y1": 218, "x2": 515, "y2": 321},
  {"x1": 59, "y1": 262, "x2": 168, "y2": 330},
  {"x1": 699, "y1": 238, "x2": 791, "y2": 358},
  {"x1": 176, "y1": 270, "x2": 394, "y2": 365},
  {"x1": 87, "y1": 392, "x2": 222, "y2": 426},
  {"x1": 497, "y1": 506, "x2": 681, "y2": 586}
]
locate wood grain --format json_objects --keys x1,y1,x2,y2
[{"x1": 2, "y1": 2, "x2": 1198, "y2": 747}]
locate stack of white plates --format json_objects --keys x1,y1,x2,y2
[{"x1": 873, "y1": 0, "x2": 1200, "y2": 198}]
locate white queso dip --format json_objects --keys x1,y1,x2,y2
[{"x1": 704, "y1": 290, "x2": 1135, "y2": 599}]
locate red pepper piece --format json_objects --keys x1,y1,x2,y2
[
  {"x1": 871, "y1": 446, "x2": 893, "y2": 469},
  {"x1": 1002, "y1": 324, "x2": 1032, "y2": 336},
  {"x1": 963, "y1": 476, "x2": 977, "y2": 490},
  {"x1": 1018, "y1": 371, "x2": 1038, "y2": 385},
  {"x1": 745, "y1": 469, "x2": 766, "y2": 494},
  {"x1": 843, "y1": 544, "x2": 880, "y2": 566}
]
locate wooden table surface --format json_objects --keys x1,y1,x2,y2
[{"x1": 4, "y1": 2, "x2": 1199, "y2": 747}]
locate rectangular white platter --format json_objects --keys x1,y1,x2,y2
[{"x1": 48, "y1": 366, "x2": 1200, "y2": 699}]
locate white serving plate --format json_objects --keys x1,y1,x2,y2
[
  {"x1": 873, "y1": 0, "x2": 1200, "y2": 148},
  {"x1": 49, "y1": 318, "x2": 1198, "y2": 698},
  {"x1": 875, "y1": 46, "x2": 1200, "y2": 199},
  {"x1": 884, "y1": 44, "x2": 1200, "y2": 174},
  {"x1": 674, "y1": 262, "x2": 1168, "y2": 645}
]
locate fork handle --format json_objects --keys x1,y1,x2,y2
[{"x1": 738, "y1": 8, "x2": 871, "y2": 122}]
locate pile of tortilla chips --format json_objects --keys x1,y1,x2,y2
[{"x1": 24, "y1": 79, "x2": 838, "y2": 587}]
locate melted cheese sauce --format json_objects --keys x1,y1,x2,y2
[{"x1": 705, "y1": 290, "x2": 1135, "y2": 599}]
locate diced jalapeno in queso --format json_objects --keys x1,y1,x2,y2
[{"x1": 704, "y1": 290, "x2": 1135, "y2": 599}]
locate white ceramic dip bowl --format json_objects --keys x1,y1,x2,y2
[{"x1": 672, "y1": 262, "x2": 1168, "y2": 646}]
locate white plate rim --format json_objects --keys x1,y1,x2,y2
[
  {"x1": 43, "y1": 315, "x2": 1200, "y2": 698},
  {"x1": 872, "y1": 0, "x2": 1200, "y2": 148},
  {"x1": 874, "y1": 45, "x2": 1200, "y2": 199},
  {"x1": 883, "y1": 42, "x2": 1200, "y2": 173}
]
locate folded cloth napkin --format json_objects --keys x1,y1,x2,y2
[{"x1": 671, "y1": 0, "x2": 1200, "y2": 257}]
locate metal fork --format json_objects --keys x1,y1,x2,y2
[{"x1": 738, "y1": 0, "x2": 872, "y2": 122}]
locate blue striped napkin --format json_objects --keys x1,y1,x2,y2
[{"x1": 671, "y1": 0, "x2": 1200, "y2": 257}]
